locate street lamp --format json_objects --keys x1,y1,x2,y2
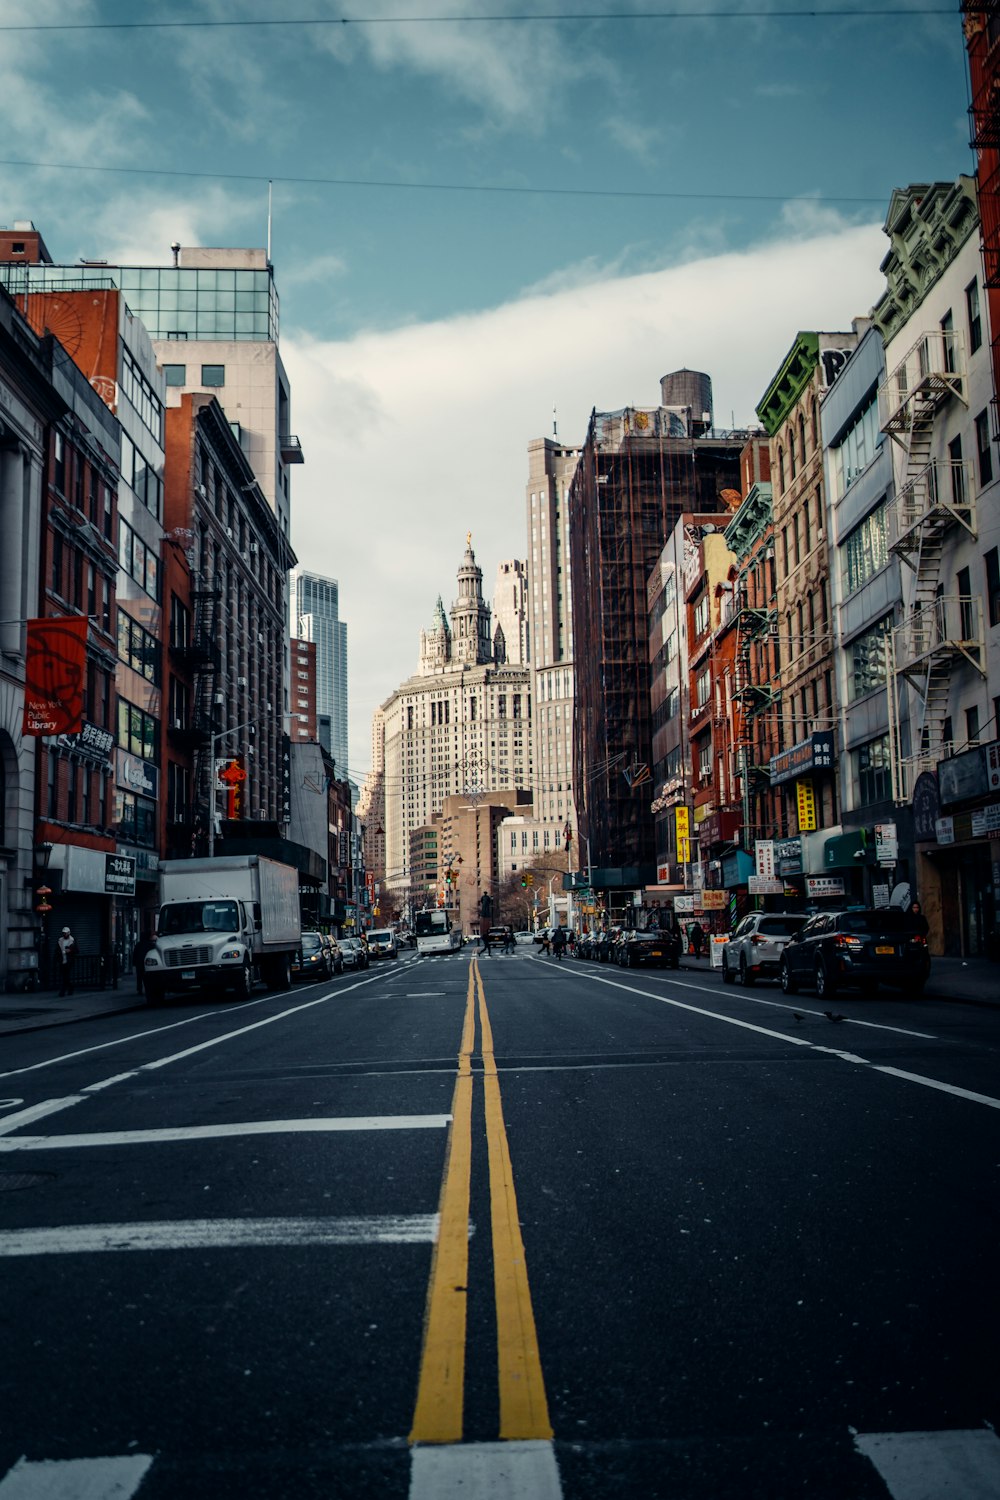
[{"x1": 208, "y1": 722, "x2": 256, "y2": 857}]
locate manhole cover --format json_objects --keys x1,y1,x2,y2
[{"x1": 0, "y1": 1171, "x2": 57, "y2": 1191}]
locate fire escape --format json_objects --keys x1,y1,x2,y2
[
  {"x1": 731, "y1": 573, "x2": 778, "y2": 837},
  {"x1": 880, "y1": 328, "x2": 984, "y2": 800},
  {"x1": 167, "y1": 574, "x2": 223, "y2": 840}
]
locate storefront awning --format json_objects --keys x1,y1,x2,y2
[{"x1": 823, "y1": 829, "x2": 872, "y2": 869}]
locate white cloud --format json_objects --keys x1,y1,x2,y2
[{"x1": 283, "y1": 218, "x2": 887, "y2": 782}]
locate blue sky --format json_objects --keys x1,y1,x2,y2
[{"x1": 0, "y1": 2, "x2": 974, "y2": 783}]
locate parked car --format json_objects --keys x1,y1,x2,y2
[
  {"x1": 594, "y1": 929, "x2": 617, "y2": 962},
  {"x1": 366, "y1": 928, "x2": 398, "y2": 960},
  {"x1": 617, "y1": 928, "x2": 682, "y2": 969},
  {"x1": 291, "y1": 930, "x2": 335, "y2": 982},
  {"x1": 515, "y1": 930, "x2": 535, "y2": 945},
  {"x1": 339, "y1": 936, "x2": 370, "y2": 971},
  {"x1": 722, "y1": 912, "x2": 809, "y2": 987},
  {"x1": 326, "y1": 935, "x2": 344, "y2": 975},
  {"x1": 780, "y1": 908, "x2": 931, "y2": 999}
]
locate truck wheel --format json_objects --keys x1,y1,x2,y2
[
  {"x1": 266, "y1": 954, "x2": 292, "y2": 992},
  {"x1": 233, "y1": 962, "x2": 254, "y2": 999}
]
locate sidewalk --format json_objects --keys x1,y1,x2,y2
[
  {"x1": 680, "y1": 953, "x2": 1000, "y2": 1009},
  {"x1": 0, "y1": 981, "x2": 146, "y2": 1037}
]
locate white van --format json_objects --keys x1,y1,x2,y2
[{"x1": 366, "y1": 928, "x2": 398, "y2": 960}]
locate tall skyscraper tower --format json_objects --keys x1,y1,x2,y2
[
  {"x1": 294, "y1": 571, "x2": 349, "y2": 780},
  {"x1": 526, "y1": 436, "x2": 581, "y2": 833},
  {"x1": 492, "y1": 560, "x2": 529, "y2": 666}
]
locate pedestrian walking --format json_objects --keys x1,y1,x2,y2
[
  {"x1": 479, "y1": 926, "x2": 493, "y2": 958},
  {"x1": 503, "y1": 928, "x2": 515, "y2": 954},
  {"x1": 57, "y1": 926, "x2": 77, "y2": 995},
  {"x1": 909, "y1": 900, "x2": 929, "y2": 938},
  {"x1": 690, "y1": 921, "x2": 705, "y2": 960}
]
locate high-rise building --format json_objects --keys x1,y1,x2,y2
[
  {"x1": 526, "y1": 437, "x2": 580, "y2": 835},
  {"x1": 491, "y1": 559, "x2": 529, "y2": 665},
  {"x1": 293, "y1": 571, "x2": 349, "y2": 779},
  {"x1": 570, "y1": 373, "x2": 745, "y2": 883},
  {"x1": 381, "y1": 540, "x2": 532, "y2": 905}
]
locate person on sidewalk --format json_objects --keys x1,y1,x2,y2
[
  {"x1": 690, "y1": 921, "x2": 705, "y2": 960},
  {"x1": 133, "y1": 930, "x2": 155, "y2": 995},
  {"x1": 479, "y1": 926, "x2": 493, "y2": 958},
  {"x1": 57, "y1": 927, "x2": 77, "y2": 996}
]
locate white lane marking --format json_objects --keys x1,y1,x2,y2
[
  {"x1": 0, "y1": 1098, "x2": 88, "y2": 1136},
  {"x1": 405, "y1": 993, "x2": 446, "y2": 997},
  {"x1": 576, "y1": 970, "x2": 1000, "y2": 1111},
  {"x1": 0, "y1": 1114, "x2": 452, "y2": 1151},
  {"x1": 0, "y1": 1215, "x2": 442, "y2": 1257},
  {"x1": 0, "y1": 974, "x2": 382, "y2": 1082},
  {"x1": 0, "y1": 1454, "x2": 154, "y2": 1498},
  {"x1": 854, "y1": 1428, "x2": 1000, "y2": 1500},
  {"x1": 410, "y1": 1441, "x2": 562, "y2": 1500}
]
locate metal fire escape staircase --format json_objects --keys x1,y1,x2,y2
[
  {"x1": 731, "y1": 583, "x2": 777, "y2": 835},
  {"x1": 169, "y1": 574, "x2": 223, "y2": 826},
  {"x1": 880, "y1": 330, "x2": 983, "y2": 801}
]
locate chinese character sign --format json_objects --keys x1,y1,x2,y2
[
  {"x1": 796, "y1": 780, "x2": 816, "y2": 833},
  {"x1": 755, "y1": 840, "x2": 775, "y2": 880},
  {"x1": 23, "y1": 616, "x2": 89, "y2": 736},
  {"x1": 675, "y1": 805, "x2": 690, "y2": 862}
]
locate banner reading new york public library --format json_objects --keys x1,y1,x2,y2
[{"x1": 22, "y1": 617, "x2": 88, "y2": 737}]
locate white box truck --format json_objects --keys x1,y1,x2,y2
[{"x1": 144, "y1": 855, "x2": 301, "y2": 1003}]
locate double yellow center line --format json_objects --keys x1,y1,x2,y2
[{"x1": 409, "y1": 957, "x2": 552, "y2": 1445}]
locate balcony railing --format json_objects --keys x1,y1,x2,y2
[
  {"x1": 892, "y1": 594, "x2": 984, "y2": 674},
  {"x1": 878, "y1": 329, "x2": 966, "y2": 438},
  {"x1": 887, "y1": 458, "x2": 976, "y2": 556}
]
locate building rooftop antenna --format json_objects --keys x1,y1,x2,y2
[{"x1": 552, "y1": 404, "x2": 558, "y2": 438}]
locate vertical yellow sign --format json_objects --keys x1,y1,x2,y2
[
  {"x1": 796, "y1": 779, "x2": 816, "y2": 832},
  {"x1": 675, "y1": 805, "x2": 690, "y2": 862}
]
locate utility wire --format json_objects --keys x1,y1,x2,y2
[
  {"x1": 0, "y1": 156, "x2": 890, "y2": 205},
  {"x1": 0, "y1": 9, "x2": 959, "y2": 33}
]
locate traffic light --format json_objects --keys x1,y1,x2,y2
[
  {"x1": 520, "y1": 873, "x2": 527, "y2": 887},
  {"x1": 526, "y1": 873, "x2": 534, "y2": 888}
]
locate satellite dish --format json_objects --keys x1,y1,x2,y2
[{"x1": 889, "y1": 881, "x2": 911, "y2": 909}]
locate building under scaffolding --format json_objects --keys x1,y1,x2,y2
[{"x1": 569, "y1": 370, "x2": 749, "y2": 881}]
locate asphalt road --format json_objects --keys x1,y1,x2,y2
[{"x1": 1, "y1": 950, "x2": 997, "y2": 1499}]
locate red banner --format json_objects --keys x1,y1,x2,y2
[{"x1": 23, "y1": 616, "x2": 89, "y2": 737}]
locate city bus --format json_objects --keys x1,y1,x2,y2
[{"x1": 414, "y1": 909, "x2": 462, "y2": 956}]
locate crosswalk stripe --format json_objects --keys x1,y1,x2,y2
[
  {"x1": 854, "y1": 1429, "x2": 1000, "y2": 1499},
  {"x1": 0, "y1": 1455, "x2": 154, "y2": 1498},
  {"x1": 0, "y1": 1214, "x2": 443, "y2": 1256},
  {"x1": 0, "y1": 1114, "x2": 451, "y2": 1151}
]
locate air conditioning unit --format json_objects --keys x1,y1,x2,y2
[
  {"x1": 214, "y1": 692, "x2": 224, "y2": 704},
  {"x1": 249, "y1": 541, "x2": 258, "y2": 554},
  {"x1": 237, "y1": 676, "x2": 248, "y2": 687},
  {"x1": 226, "y1": 527, "x2": 234, "y2": 540},
  {"x1": 173, "y1": 717, "x2": 183, "y2": 729},
  {"x1": 197, "y1": 483, "x2": 207, "y2": 499},
  {"x1": 258, "y1": 633, "x2": 264, "y2": 644}
]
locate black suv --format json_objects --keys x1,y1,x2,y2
[{"x1": 780, "y1": 908, "x2": 930, "y2": 999}]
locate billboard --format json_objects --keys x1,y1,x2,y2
[{"x1": 23, "y1": 616, "x2": 88, "y2": 736}]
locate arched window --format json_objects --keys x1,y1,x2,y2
[{"x1": 777, "y1": 444, "x2": 786, "y2": 492}]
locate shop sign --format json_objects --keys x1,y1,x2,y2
[
  {"x1": 701, "y1": 890, "x2": 727, "y2": 910},
  {"x1": 911, "y1": 771, "x2": 940, "y2": 842},
  {"x1": 796, "y1": 780, "x2": 817, "y2": 832},
  {"x1": 59, "y1": 720, "x2": 116, "y2": 766},
  {"x1": 657, "y1": 862, "x2": 671, "y2": 883},
  {"x1": 805, "y1": 876, "x2": 845, "y2": 897},
  {"x1": 116, "y1": 751, "x2": 158, "y2": 801},
  {"x1": 105, "y1": 854, "x2": 136, "y2": 897},
  {"x1": 748, "y1": 876, "x2": 784, "y2": 894},
  {"x1": 769, "y1": 731, "x2": 835, "y2": 787},
  {"x1": 989, "y1": 743, "x2": 1000, "y2": 792},
  {"x1": 674, "y1": 894, "x2": 697, "y2": 913},
  {"x1": 872, "y1": 884, "x2": 890, "y2": 908},
  {"x1": 755, "y1": 840, "x2": 775, "y2": 879},
  {"x1": 935, "y1": 817, "x2": 955, "y2": 846},
  {"x1": 971, "y1": 802, "x2": 1000, "y2": 836},
  {"x1": 675, "y1": 806, "x2": 690, "y2": 863},
  {"x1": 874, "y1": 822, "x2": 898, "y2": 865},
  {"x1": 939, "y1": 743, "x2": 991, "y2": 806},
  {"x1": 774, "y1": 837, "x2": 802, "y2": 876}
]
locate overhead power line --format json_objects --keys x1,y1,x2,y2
[
  {"x1": 0, "y1": 9, "x2": 958, "y2": 33},
  {"x1": 0, "y1": 156, "x2": 889, "y2": 205}
]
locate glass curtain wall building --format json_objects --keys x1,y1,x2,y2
[{"x1": 294, "y1": 571, "x2": 349, "y2": 781}]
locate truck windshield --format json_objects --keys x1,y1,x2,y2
[{"x1": 159, "y1": 900, "x2": 240, "y2": 936}]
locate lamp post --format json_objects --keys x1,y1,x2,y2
[{"x1": 207, "y1": 721, "x2": 255, "y2": 857}]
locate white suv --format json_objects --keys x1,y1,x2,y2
[{"x1": 722, "y1": 912, "x2": 808, "y2": 986}]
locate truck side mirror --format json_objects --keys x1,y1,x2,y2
[{"x1": 253, "y1": 901, "x2": 262, "y2": 933}]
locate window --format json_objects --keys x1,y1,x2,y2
[
  {"x1": 121, "y1": 347, "x2": 164, "y2": 442},
  {"x1": 966, "y1": 704, "x2": 981, "y2": 748},
  {"x1": 976, "y1": 409, "x2": 993, "y2": 487},
  {"x1": 855, "y1": 734, "x2": 891, "y2": 806},
  {"x1": 162, "y1": 364, "x2": 187, "y2": 386},
  {"x1": 842, "y1": 502, "x2": 888, "y2": 593},
  {"x1": 986, "y1": 548, "x2": 1000, "y2": 629},
  {"x1": 202, "y1": 364, "x2": 225, "y2": 387},
  {"x1": 966, "y1": 278, "x2": 983, "y2": 355},
  {"x1": 830, "y1": 397, "x2": 879, "y2": 497},
  {"x1": 694, "y1": 594, "x2": 710, "y2": 636},
  {"x1": 949, "y1": 433, "x2": 966, "y2": 508},
  {"x1": 850, "y1": 615, "x2": 892, "y2": 700},
  {"x1": 118, "y1": 518, "x2": 160, "y2": 600}
]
